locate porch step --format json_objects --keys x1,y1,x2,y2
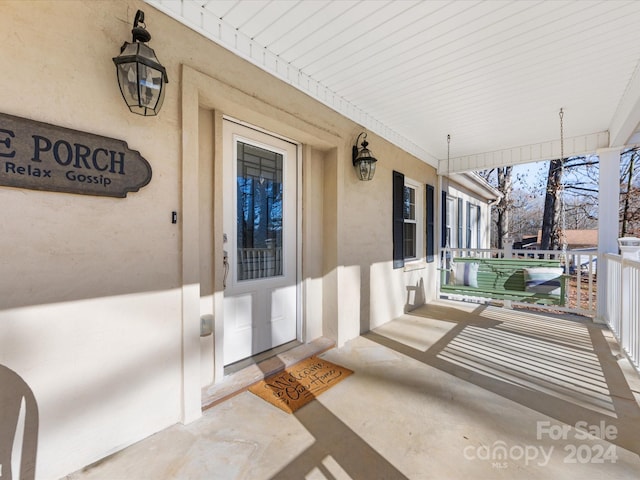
[{"x1": 201, "y1": 337, "x2": 335, "y2": 410}]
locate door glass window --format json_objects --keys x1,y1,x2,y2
[{"x1": 236, "y1": 141, "x2": 284, "y2": 280}]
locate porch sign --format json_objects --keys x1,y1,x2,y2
[{"x1": 0, "y1": 112, "x2": 151, "y2": 198}]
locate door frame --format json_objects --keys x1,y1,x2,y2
[
  {"x1": 180, "y1": 65, "x2": 341, "y2": 424},
  {"x1": 221, "y1": 116, "x2": 303, "y2": 365}
]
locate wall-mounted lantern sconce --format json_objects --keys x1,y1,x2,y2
[
  {"x1": 352, "y1": 132, "x2": 378, "y2": 181},
  {"x1": 112, "y1": 10, "x2": 168, "y2": 116}
]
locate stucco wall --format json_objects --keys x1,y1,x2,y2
[
  {"x1": 0, "y1": 1, "x2": 438, "y2": 478},
  {"x1": 1, "y1": 2, "x2": 183, "y2": 478},
  {"x1": 342, "y1": 134, "x2": 439, "y2": 330}
]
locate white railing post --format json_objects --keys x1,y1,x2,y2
[
  {"x1": 503, "y1": 237, "x2": 514, "y2": 259},
  {"x1": 604, "y1": 255, "x2": 620, "y2": 335},
  {"x1": 618, "y1": 238, "x2": 640, "y2": 369},
  {"x1": 503, "y1": 239, "x2": 514, "y2": 308},
  {"x1": 596, "y1": 147, "x2": 622, "y2": 323}
]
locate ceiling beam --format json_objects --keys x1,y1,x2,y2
[{"x1": 440, "y1": 131, "x2": 609, "y2": 174}]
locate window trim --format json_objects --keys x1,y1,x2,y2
[
  {"x1": 445, "y1": 195, "x2": 461, "y2": 250},
  {"x1": 466, "y1": 201, "x2": 472, "y2": 248},
  {"x1": 441, "y1": 191, "x2": 447, "y2": 248},
  {"x1": 476, "y1": 204, "x2": 482, "y2": 248},
  {"x1": 465, "y1": 202, "x2": 482, "y2": 249},
  {"x1": 403, "y1": 177, "x2": 424, "y2": 263},
  {"x1": 457, "y1": 197, "x2": 464, "y2": 248}
]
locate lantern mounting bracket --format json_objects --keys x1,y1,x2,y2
[{"x1": 132, "y1": 10, "x2": 151, "y2": 43}]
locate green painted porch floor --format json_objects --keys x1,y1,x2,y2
[{"x1": 66, "y1": 300, "x2": 640, "y2": 480}]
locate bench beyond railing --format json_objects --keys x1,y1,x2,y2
[{"x1": 440, "y1": 257, "x2": 567, "y2": 306}]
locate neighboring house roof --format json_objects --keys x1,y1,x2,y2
[
  {"x1": 518, "y1": 236, "x2": 538, "y2": 247},
  {"x1": 535, "y1": 229, "x2": 598, "y2": 247},
  {"x1": 447, "y1": 172, "x2": 502, "y2": 202}
]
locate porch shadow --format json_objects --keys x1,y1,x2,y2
[
  {"x1": 364, "y1": 301, "x2": 640, "y2": 456},
  {"x1": 270, "y1": 400, "x2": 409, "y2": 479},
  {"x1": 254, "y1": 354, "x2": 408, "y2": 479},
  {"x1": 0, "y1": 365, "x2": 38, "y2": 480}
]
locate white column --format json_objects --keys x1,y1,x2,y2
[{"x1": 596, "y1": 147, "x2": 622, "y2": 322}]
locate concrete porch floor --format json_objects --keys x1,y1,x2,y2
[{"x1": 67, "y1": 300, "x2": 640, "y2": 479}]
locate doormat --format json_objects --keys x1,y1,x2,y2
[{"x1": 248, "y1": 356, "x2": 353, "y2": 413}]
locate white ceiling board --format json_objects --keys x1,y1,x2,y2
[{"x1": 147, "y1": 0, "x2": 640, "y2": 167}]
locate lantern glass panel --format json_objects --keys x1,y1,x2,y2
[
  {"x1": 138, "y1": 63, "x2": 162, "y2": 107},
  {"x1": 356, "y1": 159, "x2": 376, "y2": 181},
  {"x1": 366, "y1": 160, "x2": 376, "y2": 180},
  {"x1": 114, "y1": 41, "x2": 167, "y2": 116},
  {"x1": 116, "y1": 62, "x2": 139, "y2": 106}
]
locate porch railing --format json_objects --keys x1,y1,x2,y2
[
  {"x1": 439, "y1": 246, "x2": 640, "y2": 372},
  {"x1": 604, "y1": 253, "x2": 640, "y2": 372},
  {"x1": 439, "y1": 246, "x2": 598, "y2": 316},
  {"x1": 237, "y1": 247, "x2": 282, "y2": 280}
]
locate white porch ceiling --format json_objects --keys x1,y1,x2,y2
[{"x1": 147, "y1": 0, "x2": 640, "y2": 171}]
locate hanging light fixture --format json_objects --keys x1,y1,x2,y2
[
  {"x1": 112, "y1": 10, "x2": 169, "y2": 116},
  {"x1": 352, "y1": 132, "x2": 378, "y2": 181}
]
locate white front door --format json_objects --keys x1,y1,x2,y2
[{"x1": 222, "y1": 120, "x2": 298, "y2": 366}]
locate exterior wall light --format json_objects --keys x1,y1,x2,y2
[
  {"x1": 112, "y1": 10, "x2": 168, "y2": 116},
  {"x1": 352, "y1": 132, "x2": 378, "y2": 181}
]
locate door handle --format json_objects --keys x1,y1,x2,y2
[{"x1": 223, "y1": 250, "x2": 229, "y2": 289}]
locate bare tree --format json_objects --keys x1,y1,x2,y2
[
  {"x1": 621, "y1": 148, "x2": 640, "y2": 237},
  {"x1": 540, "y1": 158, "x2": 563, "y2": 250},
  {"x1": 479, "y1": 149, "x2": 638, "y2": 251},
  {"x1": 540, "y1": 155, "x2": 600, "y2": 250},
  {"x1": 510, "y1": 188, "x2": 544, "y2": 239},
  {"x1": 564, "y1": 195, "x2": 598, "y2": 230},
  {"x1": 542, "y1": 149, "x2": 640, "y2": 241},
  {"x1": 495, "y1": 166, "x2": 513, "y2": 248},
  {"x1": 479, "y1": 166, "x2": 513, "y2": 248}
]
